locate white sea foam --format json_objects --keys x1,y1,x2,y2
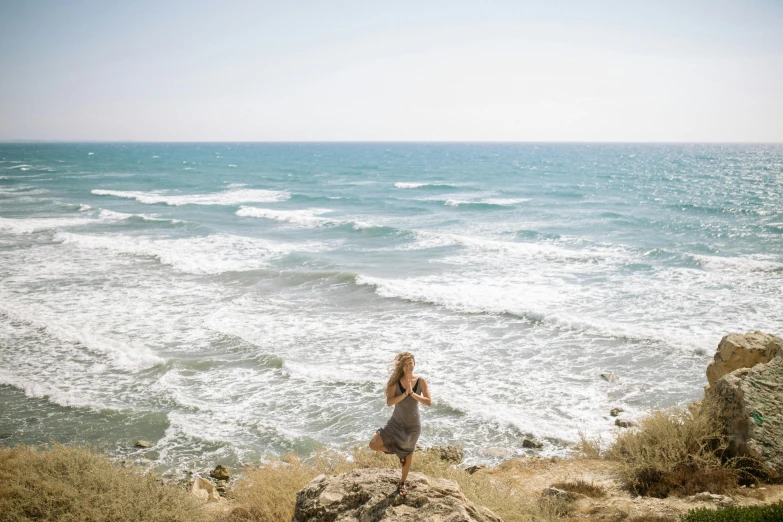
[
  {"x1": 53, "y1": 231, "x2": 333, "y2": 274},
  {"x1": 4, "y1": 164, "x2": 33, "y2": 170},
  {"x1": 0, "y1": 301, "x2": 165, "y2": 370},
  {"x1": 444, "y1": 197, "x2": 529, "y2": 206},
  {"x1": 79, "y1": 204, "x2": 92, "y2": 212},
  {"x1": 235, "y1": 206, "x2": 336, "y2": 227},
  {"x1": 0, "y1": 371, "x2": 98, "y2": 409},
  {"x1": 395, "y1": 182, "x2": 429, "y2": 189},
  {"x1": 398, "y1": 231, "x2": 611, "y2": 263},
  {"x1": 227, "y1": 183, "x2": 247, "y2": 188},
  {"x1": 0, "y1": 216, "x2": 92, "y2": 234},
  {"x1": 352, "y1": 220, "x2": 382, "y2": 230},
  {"x1": 96, "y1": 209, "x2": 182, "y2": 223},
  {"x1": 92, "y1": 188, "x2": 290, "y2": 206},
  {"x1": 688, "y1": 253, "x2": 783, "y2": 273},
  {"x1": 484, "y1": 198, "x2": 531, "y2": 205},
  {"x1": 281, "y1": 360, "x2": 376, "y2": 384}
]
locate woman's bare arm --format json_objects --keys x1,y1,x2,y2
[
  {"x1": 410, "y1": 377, "x2": 432, "y2": 406},
  {"x1": 386, "y1": 383, "x2": 408, "y2": 406}
]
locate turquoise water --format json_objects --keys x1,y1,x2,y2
[{"x1": 1, "y1": 142, "x2": 781, "y2": 473}]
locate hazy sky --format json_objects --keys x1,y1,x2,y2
[{"x1": 1, "y1": 0, "x2": 782, "y2": 142}]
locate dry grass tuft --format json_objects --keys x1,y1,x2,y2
[
  {"x1": 0, "y1": 443, "x2": 208, "y2": 522},
  {"x1": 550, "y1": 478, "x2": 607, "y2": 498},
  {"x1": 605, "y1": 399, "x2": 738, "y2": 498},
  {"x1": 573, "y1": 430, "x2": 602, "y2": 459}
]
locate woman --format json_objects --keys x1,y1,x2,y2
[{"x1": 368, "y1": 352, "x2": 432, "y2": 497}]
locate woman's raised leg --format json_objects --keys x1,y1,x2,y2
[{"x1": 368, "y1": 432, "x2": 388, "y2": 453}]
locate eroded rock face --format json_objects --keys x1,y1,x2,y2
[
  {"x1": 706, "y1": 332, "x2": 783, "y2": 388},
  {"x1": 427, "y1": 445, "x2": 464, "y2": 464},
  {"x1": 713, "y1": 355, "x2": 783, "y2": 478},
  {"x1": 191, "y1": 476, "x2": 221, "y2": 503},
  {"x1": 293, "y1": 468, "x2": 502, "y2": 522}
]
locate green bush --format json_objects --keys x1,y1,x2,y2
[{"x1": 682, "y1": 501, "x2": 783, "y2": 522}]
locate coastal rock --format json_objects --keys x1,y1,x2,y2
[
  {"x1": 210, "y1": 464, "x2": 231, "y2": 480},
  {"x1": 522, "y1": 439, "x2": 544, "y2": 449},
  {"x1": 615, "y1": 419, "x2": 637, "y2": 428},
  {"x1": 134, "y1": 440, "x2": 152, "y2": 448},
  {"x1": 465, "y1": 465, "x2": 486, "y2": 474},
  {"x1": 706, "y1": 332, "x2": 783, "y2": 388},
  {"x1": 687, "y1": 492, "x2": 735, "y2": 506},
  {"x1": 712, "y1": 354, "x2": 783, "y2": 478},
  {"x1": 600, "y1": 373, "x2": 618, "y2": 382},
  {"x1": 541, "y1": 487, "x2": 580, "y2": 501},
  {"x1": 610, "y1": 408, "x2": 623, "y2": 417},
  {"x1": 191, "y1": 476, "x2": 221, "y2": 503},
  {"x1": 293, "y1": 468, "x2": 502, "y2": 522},
  {"x1": 427, "y1": 445, "x2": 464, "y2": 464}
]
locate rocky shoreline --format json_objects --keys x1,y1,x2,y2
[{"x1": 85, "y1": 331, "x2": 783, "y2": 521}]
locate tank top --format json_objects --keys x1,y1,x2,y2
[{"x1": 391, "y1": 378, "x2": 421, "y2": 427}]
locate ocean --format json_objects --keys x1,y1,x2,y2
[{"x1": 1, "y1": 142, "x2": 781, "y2": 474}]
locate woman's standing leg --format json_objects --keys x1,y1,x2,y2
[{"x1": 401, "y1": 453, "x2": 413, "y2": 485}]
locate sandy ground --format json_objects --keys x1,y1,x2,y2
[{"x1": 479, "y1": 456, "x2": 783, "y2": 521}]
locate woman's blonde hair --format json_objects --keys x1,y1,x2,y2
[{"x1": 386, "y1": 352, "x2": 415, "y2": 388}]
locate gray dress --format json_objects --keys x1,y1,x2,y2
[{"x1": 377, "y1": 379, "x2": 421, "y2": 459}]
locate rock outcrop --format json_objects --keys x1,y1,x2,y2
[
  {"x1": 210, "y1": 464, "x2": 231, "y2": 480},
  {"x1": 191, "y1": 476, "x2": 221, "y2": 503},
  {"x1": 293, "y1": 468, "x2": 502, "y2": 521},
  {"x1": 706, "y1": 332, "x2": 783, "y2": 388},
  {"x1": 426, "y1": 445, "x2": 464, "y2": 464},
  {"x1": 710, "y1": 339, "x2": 783, "y2": 478}
]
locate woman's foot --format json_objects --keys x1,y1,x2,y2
[{"x1": 399, "y1": 481, "x2": 407, "y2": 497}]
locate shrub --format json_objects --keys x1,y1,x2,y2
[
  {"x1": 0, "y1": 443, "x2": 208, "y2": 522},
  {"x1": 573, "y1": 430, "x2": 602, "y2": 459},
  {"x1": 605, "y1": 400, "x2": 737, "y2": 498},
  {"x1": 682, "y1": 501, "x2": 783, "y2": 522}
]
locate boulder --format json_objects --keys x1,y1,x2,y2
[
  {"x1": 706, "y1": 332, "x2": 783, "y2": 388},
  {"x1": 615, "y1": 419, "x2": 637, "y2": 429},
  {"x1": 522, "y1": 439, "x2": 543, "y2": 449},
  {"x1": 191, "y1": 476, "x2": 221, "y2": 503},
  {"x1": 600, "y1": 373, "x2": 618, "y2": 382},
  {"x1": 712, "y1": 355, "x2": 783, "y2": 478},
  {"x1": 134, "y1": 440, "x2": 152, "y2": 448},
  {"x1": 464, "y1": 465, "x2": 486, "y2": 475},
  {"x1": 610, "y1": 408, "x2": 623, "y2": 417},
  {"x1": 427, "y1": 445, "x2": 464, "y2": 464},
  {"x1": 210, "y1": 464, "x2": 231, "y2": 480},
  {"x1": 293, "y1": 468, "x2": 502, "y2": 522},
  {"x1": 687, "y1": 492, "x2": 735, "y2": 506}
]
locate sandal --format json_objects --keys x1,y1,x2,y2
[{"x1": 399, "y1": 481, "x2": 407, "y2": 497}]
